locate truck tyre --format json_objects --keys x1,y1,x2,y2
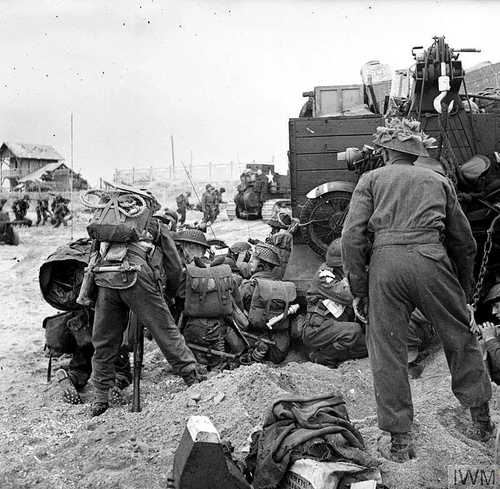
[{"x1": 299, "y1": 190, "x2": 352, "y2": 257}]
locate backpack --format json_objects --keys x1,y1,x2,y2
[
  {"x1": 84, "y1": 189, "x2": 155, "y2": 243},
  {"x1": 43, "y1": 310, "x2": 92, "y2": 355},
  {"x1": 185, "y1": 264, "x2": 234, "y2": 318},
  {"x1": 248, "y1": 279, "x2": 296, "y2": 331}
]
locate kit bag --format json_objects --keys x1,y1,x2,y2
[
  {"x1": 248, "y1": 279, "x2": 296, "y2": 331},
  {"x1": 86, "y1": 191, "x2": 154, "y2": 243},
  {"x1": 185, "y1": 264, "x2": 234, "y2": 318}
]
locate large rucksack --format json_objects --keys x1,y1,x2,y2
[
  {"x1": 82, "y1": 186, "x2": 157, "y2": 243},
  {"x1": 248, "y1": 279, "x2": 296, "y2": 331},
  {"x1": 185, "y1": 264, "x2": 235, "y2": 318},
  {"x1": 39, "y1": 238, "x2": 91, "y2": 311}
]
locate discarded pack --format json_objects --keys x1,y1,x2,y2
[
  {"x1": 82, "y1": 185, "x2": 157, "y2": 243},
  {"x1": 248, "y1": 279, "x2": 296, "y2": 331},
  {"x1": 185, "y1": 264, "x2": 234, "y2": 318},
  {"x1": 39, "y1": 238, "x2": 91, "y2": 311}
]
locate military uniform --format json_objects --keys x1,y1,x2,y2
[
  {"x1": 302, "y1": 262, "x2": 367, "y2": 367},
  {"x1": 0, "y1": 199, "x2": 18, "y2": 245},
  {"x1": 239, "y1": 244, "x2": 292, "y2": 363},
  {"x1": 91, "y1": 220, "x2": 200, "y2": 413},
  {"x1": 341, "y1": 120, "x2": 492, "y2": 446},
  {"x1": 12, "y1": 195, "x2": 31, "y2": 224},
  {"x1": 175, "y1": 193, "x2": 190, "y2": 225},
  {"x1": 53, "y1": 198, "x2": 70, "y2": 228},
  {"x1": 36, "y1": 199, "x2": 50, "y2": 226},
  {"x1": 201, "y1": 185, "x2": 216, "y2": 224}
]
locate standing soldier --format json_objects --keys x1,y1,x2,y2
[
  {"x1": 175, "y1": 191, "x2": 191, "y2": 225},
  {"x1": 211, "y1": 187, "x2": 225, "y2": 223},
  {"x1": 36, "y1": 197, "x2": 51, "y2": 226},
  {"x1": 341, "y1": 118, "x2": 493, "y2": 461},
  {"x1": 53, "y1": 196, "x2": 70, "y2": 228},
  {"x1": 90, "y1": 212, "x2": 207, "y2": 416},
  {"x1": 201, "y1": 184, "x2": 216, "y2": 224}
]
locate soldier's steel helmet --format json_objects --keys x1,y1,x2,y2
[
  {"x1": 265, "y1": 211, "x2": 292, "y2": 229},
  {"x1": 373, "y1": 118, "x2": 437, "y2": 157},
  {"x1": 174, "y1": 229, "x2": 210, "y2": 248},
  {"x1": 23, "y1": 194, "x2": 30, "y2": 200},
  {"x1": 485, "y1": 283, "x2": 500, "y2": 304},
  {"x1": 153, "y1": 208, "x2": 178, "y2": 225},
  {"x1": 253, "y1": 243, "x2": 281, "y2": 267},
  {"x1": 326, "y1": 238, "x2": 343, "y2": 268},
  {"x1": 230, "y1": 241, "x2": 251, "y2": 254},
  {"x1": 460, "y1": 155, "x2": 491, "y2": 184}
]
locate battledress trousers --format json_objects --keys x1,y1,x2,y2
[
  {"x1": 342, "y1": 157, "x2": 492, "y2": 433},
  {"x1": 92, "y1": 232, "x2": 197, "y2": 402}
]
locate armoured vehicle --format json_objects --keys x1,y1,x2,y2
[
  {"x1": 226, "y1": 163, "x2": 291, "y2": 221},
  {"x1": 285, "y1": 36, "x2": 500, "y2": 315}
]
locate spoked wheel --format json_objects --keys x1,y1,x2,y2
[{"x1": 300, "y1": 190, "x2": 352, "y2": 257}]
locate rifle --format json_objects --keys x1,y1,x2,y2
[
  {"x1": 76, "y1": 239, "x2": 100, "y2": 308},
  {"x1": 130, "y1": 312, "x2": 144, "y2": 413},
  {"x1": 187, "y1": 343, "x2": 238, "y2": 360}
]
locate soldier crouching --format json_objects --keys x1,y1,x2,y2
[{"x1": 301, "y1": 238, "x2": 367, "y2": 367}]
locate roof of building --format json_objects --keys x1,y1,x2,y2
[
  {"x1": 18, "y1": 162, "x2": 69, "y2": 183},
  {"x1": 1, "y1": 142, "x2": 63, "y2": 161}
]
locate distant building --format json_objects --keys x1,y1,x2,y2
[{"x1": 0, "y1": 142, "x2": 88, "y2": 191}]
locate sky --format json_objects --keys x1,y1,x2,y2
[{"x1": 0, "y1": 0, "x2": 499, "y2": 185}]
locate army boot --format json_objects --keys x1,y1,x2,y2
[
  {"x1": 388, "y1": 432, "x2": 416, "y2": 463},
  {"x1": 181, "y1": 364, "x2": 208, "y2": 387},
  {"x1": 470, "y1": 403, "x2": 495, "y2": 442},
  {"x1": 55, "y1": 369, "x2": 82, "y2": 405},
  {"x1": 91, "y1": 389, "x2": 110, "y2": 417}
]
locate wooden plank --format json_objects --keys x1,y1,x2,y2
[
  {"x1": 291, "y1": 116, "x2": 383, "y2": 138},
  {"x1": 293, "y1": 153, "x2": 349, "y2": 172},
  {"x1": 295, "y1": 135, "x2": 377, "y2": 154}
]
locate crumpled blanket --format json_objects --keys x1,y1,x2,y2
[{"x1": 246, "y1": 391, "x2": 378, "y2": 489}]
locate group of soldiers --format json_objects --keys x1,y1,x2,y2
[
  {"x1": 46, "y1": 116, "x2": 500, "y2": 464},
  {"x1": 175, "y1": 184, "x2": 225, "y2": 226}
]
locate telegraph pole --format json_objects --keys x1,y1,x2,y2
[
  {"x1": 170, "y1": 135, "x2": 175, "y2": 179},
  {"x1": 70, "y1": 112, "x2": 74, "y2": 240}
]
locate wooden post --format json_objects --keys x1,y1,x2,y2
[
  {"x1": 132, "y1": 167, "x2": 135, "y2": 185},
  {"x1": 209, "y1": 161, "x2": 213, "y2": 181}
]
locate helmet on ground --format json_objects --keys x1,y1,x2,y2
[
  {"x1": 326, "y1": 238, "x2": 342, "y2": 267},
  {"x1": 174, "y1": 229, "x2": 210, "y2": 248},
  {"x1": 485, "y1": 283, "x2": 500, "y2": 304},
  {"x1": 253, "y1": 243, "x2": 280, "y2": 267},
  {"x1": 373, "y1": 118, "x2": 437, "y2": 157}
]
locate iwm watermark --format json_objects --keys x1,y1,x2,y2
[{"x1": 448, "y1": 466, "x2": 497, "y2": 487}]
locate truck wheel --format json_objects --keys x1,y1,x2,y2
[{"x1": 300, "y1": 190, "x2": 352, "y2": 257}]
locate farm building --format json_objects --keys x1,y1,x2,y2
[{"x1": 0, "y1": 142, "x2": 88, "y2": 191}]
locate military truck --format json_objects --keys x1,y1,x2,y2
[
  {"x1": 226, "y1": 163, "x2": 291, "y2": 221},
  {"x1": 284, "y1": 36, "x2": 500, "y2": 309}
]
